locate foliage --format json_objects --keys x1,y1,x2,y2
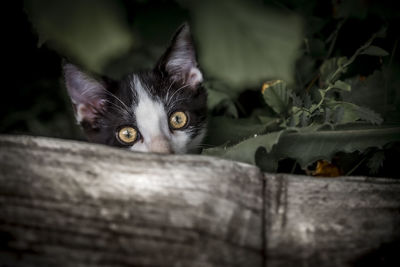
[
  {"x1": 24, "y1": 0, "x2": 134, "y2": 74},
  {"x1": 199, "y1": 1, "x2": 400, "y2": 176},
  {"x1": 3, "y1": 0, "x2": 400, "y2": 177},
  {"x1": 184, "y1": 0, "x2": 302, "y2": 88}
]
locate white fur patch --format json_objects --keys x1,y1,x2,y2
[
  {"x1": 129, "y1": 75, "x2": 194, "y2": 154},
  {"x1": 188, "y1": 67, "x2": 203, "y2": 86},
  {"x1": 76, "y1": 103, "x2": 86, "y2": 123}
]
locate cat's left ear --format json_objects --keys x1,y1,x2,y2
[
  {"x1": 63, "y1": 63, "x2": 108, "y2": 126},
  {"x1": 156, "y1": 23, "x2": 203, "y2": 88}
]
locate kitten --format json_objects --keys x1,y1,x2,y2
[{"x1": 63, "y1": 23, "x2": 207, "y2": 154}]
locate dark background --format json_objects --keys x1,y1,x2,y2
[{"x1": 1, "y1": 0, "x2": 399, "y2": 177}]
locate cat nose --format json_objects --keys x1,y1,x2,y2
[{"x1": 149, "y1": 136, "x2": 173, "y2": 154}]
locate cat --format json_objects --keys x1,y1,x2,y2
[{"x1": 63, "y1": 23, "x2": 207, "y2": 154}]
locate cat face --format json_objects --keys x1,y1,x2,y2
[{"x1": 63, "y1": 24, "x2": 207, "y2": 154}]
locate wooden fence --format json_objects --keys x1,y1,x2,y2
[{"x1": 0, "y1": 135, "x2": 399, "y2": 266}]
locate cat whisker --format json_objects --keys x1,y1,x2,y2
[
  {"x1": 167, "y1": 99, "x2": 191, "y2": 111},
  {"x1": 103, "y1": 99, "x2": 132, "y2": 117},
  {"x1": 196, "y1": 143, "x2": 215, "y2": 148},
  {"x1": 166, "y1": 84, "x2": 190, "y2": 106},
  {"x1": 129, "y1": 74, "x2": 139, "y2": 101},
  {"x1": 101, "y1": 89, "x2": 132, "y2": 115},
  {"x1": 164, "y1": 80, "x2": 176, "y2": 104}
]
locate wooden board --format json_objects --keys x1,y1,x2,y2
[{"x1": 0, "y1": 135, "x2": 399, "y2": 267}]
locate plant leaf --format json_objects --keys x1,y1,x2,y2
[
  {"x1": 204, "y1": 125, "x2": 400, "y2": 172},
  {"x1": 184, "y1": 0, "x2": 303, "y2": 88},
  {"x1": 291, "y1": 93, "x2": 303, "y2": 107},
  {"x1": 319, "y1": 57, "x2": 348, "y2": 84},
  {"x1": 267, "y1": 126, "x2": 400, "y2": 169},
  {"x1": 325, "y1": 100, "x2": 383, "y2": 125},
  {"x1": 332, "y1": 106, "x2": 345, "y2": 124},
  {"x1": 303, "y1": 93, "x2": 312, "y2": 109},
  {"x1": 324, "y1": 107, "x2": 332, "y2": 123},
  {"x1": 356, "y1": 106, "x2": 384, "y2": 125},
  {"x1": 204, "y1": 117, "x2": 266, "y2": 147},
  {"x1": 24, "y1": 0, "x2": 134, "y2": 73},
  {"x1": 206, "y1": 88, "x2": 238, "y2": 118},
  {"x1": 207, "y1": 88, "x2": 231, "y2": 110},
  {"x1": 341, "y1": 70, "x2": 399, "y2": 117},
  {"x1": 367, "y1": 151, "x2": 385, "y2": 174},
  {"x1": 361, "y1": 46, "x2": 389, "y2": 57},
  {"x1": 203, "y1": 130, "x2": 288, "y2": 165},
  {"x1": 262, "y1": 80, "x2": 291, "y2": 115},
  {"x1": 332, "y1": 80, "x2": 351, "y2": 91},
  {"x1": 300, "y1": 111, "x2": 310, "y2": 127}
]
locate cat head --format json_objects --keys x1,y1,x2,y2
[{"x1": 63, "y1": 23, "x2": 207, "y2": 154}]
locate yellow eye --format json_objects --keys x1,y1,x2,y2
[
  {"x1": 169, "y1": 111, "x2": 188, "y2": 129},
  {"x1": 117, "y1": 126, "x2": 138, "y2": 144}
]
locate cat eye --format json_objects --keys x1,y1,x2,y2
[
  {"x1": 116, "y1": 126, "x2": 138, "y2": 145},
  {"x1": 169, "y1": 111, "x2": 188, "y2": 130}
]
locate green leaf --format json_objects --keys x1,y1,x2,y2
[
  {"x1": 294, "y1": 55, "x2": 317, "y2": 90},
  {"x1": 332, "y1": 80, "x2": 351, "y2": 91},
  {"x1": 333, "y1": 0, "x2": 368, "y2": 19},
  {"x1": 203, "y1": 130, "x2": 288, "y2": 165},
  {"x1": 206, "y1": 88, "x2": 238, "y2": 118},
  {"x1": 258, "y1": 116, "x2": 278, "y2": 125},
  {"x1": 325, "y1": 100, "x2": 383, "y2": 125},
  {"x1": 264, "y1": 126, "x2": 400, "y2": 169},
  {"x1": 204, "y1": 117, "x2": 267, "y2": 147},
  {"x1": 323, "y1": 107, "x2": 332, "y2": 123},
  {"x1": 332, "y1": 106, "x2": 344, "y2": 124},
  {"x1": 356, "y1": 106, "x2": 384, "y2": 125},
  {"x1": 361, "y1": 46, "x2": 389, "y2": 57},
  {"x1": 262, "y1": 80, "x2": 291, "y2": 115},
  {"x1": 342, "y1": 70, "x2": 400, "y2": 117},
  {"x1": 300, "y1": 111, "x2": 310, "y2": 127},
  {"x1": 291, "y1": 93, "x2": 303, "y2": 107},
  {"x1": 207, "y1": 88, "x2": 231, "y2": 110},
  {"x1": 184, "y1": 0, "x2": 303, "y2": 88},
  {"x1": 303, "y1": 93, "x2": 312, "y2": 109},
  {"x1": 367, "y1": 151, "x2": 385, "y2": 174},
  {"x1": 25, "y1": 0, "x2": 134, "y2": 73},
  {"x1": 338, "y1": 103, "x2": 363, "y2": 124},
  {"x1": 319, "y1": 57, "x2": 348, "y2": 84},
  {"x1": 204, "y1": 123, "x2": 400, "y2": 172}
]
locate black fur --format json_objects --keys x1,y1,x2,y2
[{"x1": 63, "y1": 23, "x2": 207, "y2": 151}]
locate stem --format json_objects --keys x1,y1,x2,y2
[
  {"x1": 384, "y1": 38, "x2": 398, "y2": 113},
  {"x1": 345, "y1": 156, "x2": 368, "y2": 176},
  {"x1": 328, "y1": 27, "x2": 386, "y2": 84},
  {"x1": 325, "y1": 18, "x2": 347, "y2": 60},
  {"x1": 309, "y1": 28, "x2": 386, "y2": 116},
  {"x1": 303, "y1": 19, "x2": 346, "y2": 93},
  {"x1": 310, "y1": 86, "x2": 332, "y2": 113},
  {"x1": 235, "y1": 101, "x2": 247, "y2": 116},
  {"x1": 305, "y1": 73, "x2": 320, "y2": 92},
  {"x1": 290, "y1": 161, "x2": 297, "y2": 174}
]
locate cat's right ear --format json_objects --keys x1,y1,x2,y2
[
  {"x1": 63, "y1": 63, "x2": 107, "y2": 126},
  {"x1": 155, "y1": 23, "x2": 203, "y2": 89}
]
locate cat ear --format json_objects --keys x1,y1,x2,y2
[
  {"x1": 63, "y1": 63, "x2": 107, "y2": 125},
  {"x1": 156, "y1": 23, "x2": 203, "y2": 88}
]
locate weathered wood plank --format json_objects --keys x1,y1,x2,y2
[
  {"x1": 1, "y1": 135, "x2": 400, "y2": 267},
  {"x1": 0, "y1": 135, "x2": 264, "y2": 267},
  {"x1": 264, "y1": 174, "x2": 400, "y2": 267}
]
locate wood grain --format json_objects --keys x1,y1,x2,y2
[
  {"x1": 265, "y1": 174, "x2": 400, "y2": 267},
  {"x1": 0, "y1": 135, "x2": 399, "y2": 267}
]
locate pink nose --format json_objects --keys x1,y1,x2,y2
[{"x1": 148, "y1": 136, "x2": 173, "y2": 154}]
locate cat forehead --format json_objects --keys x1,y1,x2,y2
[
  {"x1": 129, "y1": 74, "x2": 160, "y2": 105},
  {"x1": 127, "y1": 72, "x2": 161, "y2": 99},
  {"x1": 121, "y1": 72, "x2": 191, "y2": 107}
]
